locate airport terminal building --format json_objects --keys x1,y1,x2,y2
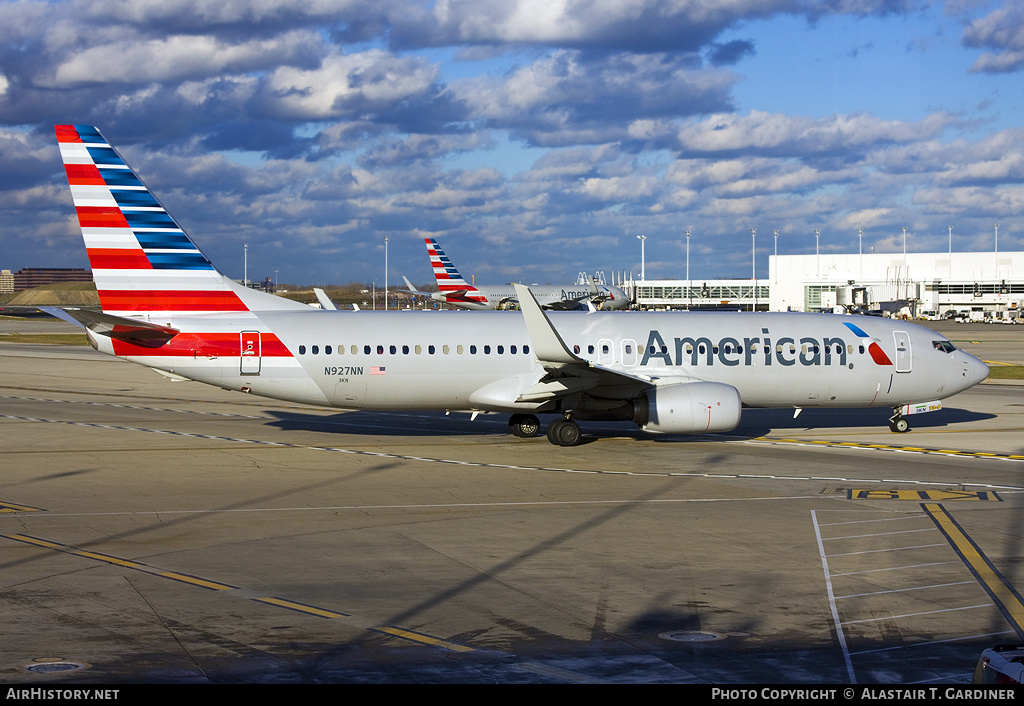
[{"x1": 631, "y1": 250, "x2": 1022, "y2": 319}]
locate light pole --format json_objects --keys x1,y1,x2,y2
[
  {"x1": 814, "y1": 229, "x2": 820, "y2": 280},
  {"x1": 243, "y1": 242, "x2": 248, "y2": 288},
  {"x1": 858, "y1": 227, "x2": 863, "y2": 280},
  {"x1": 994, "y1": 224, "x2": 1000, "y2": 279},
  {"x1": 383, "y1": 235, "x2": 389, "y2": 311},
  {"x1": 948, "y1": 225, "x2": 953, "y2": 279},
  {"x1": 750, "y1": 228, "x2": 756, "y2": 279},
  {"x1": 637, "y1": 235, "x2": 646, "y2": 281},
  {"x1": 901, "y1": 226, "x2": 907, "y2": 258},
  {"x1": 685, "y1": 230, "x2": 691, "y2": 304},
  {"x1": 773, "y1": 230, "x2": 778, "y2": 284}
]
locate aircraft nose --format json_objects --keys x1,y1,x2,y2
[{"x1": 963, "y1": 353, "x2": 989, "y2": 387}]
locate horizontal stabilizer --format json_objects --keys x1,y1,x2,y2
[
  {"x1": 439, "y1": 289, "x2": 473, "y2": 300},
  {"x1": 43, "y1": 307, "x2": 179, "y2": 348}
]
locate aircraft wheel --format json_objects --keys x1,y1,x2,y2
[
  {"x1": 509, "y1": 413, "x2": 541, "y2": 438},
  {"x1": 547, "y1": 418, "x2": 582, "y2": 447},
  {"x1": 889, "y1": 418, "x2": 909, "y2": 433}
]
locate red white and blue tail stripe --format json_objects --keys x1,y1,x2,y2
[
  {"x1": 56, "y1": 125, "x2": 300, "y2": 318},
  {"x1": 425, "y1": 238, "x2": 487, "y2": 305}
]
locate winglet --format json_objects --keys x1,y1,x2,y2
[
  {"x1": 513, "y1": 284, "x2": 583, "y2": 366},
  {"x1": 401, "y1": 276, "x2": 429, "y2": 296},
  {"x1": 313, "y1": 288, "x2": 337, "y2": 310}
]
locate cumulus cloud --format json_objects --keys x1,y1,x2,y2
[
  {"x1": 673, "y1": 111, "x2": 954, "y2": 158},
  {"x1": 962, "y1": 3, "x2": 1024, "y2": 74},
  {"x1": 0, "y1": 0, "x2": 1021, "y2": 281},
  {"x1": 259, "y1": 50, "x2": 442, "y2": 120},
  {"x1": 46, "y1": 30, "x2": 322, "y2": 87},
  {"x1": 457, "y1": 50, "x2": 736, "y2": 146}
]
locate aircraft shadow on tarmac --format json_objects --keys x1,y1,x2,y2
[
  {"x1": 262, "y1": 406, "x2": 995, "y2": 444},
  {"x1": 731, "y1": 406, "x2": 995, "y2": 438}
]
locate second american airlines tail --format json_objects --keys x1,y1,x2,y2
[
  {"x1": 404, "y1": 238, "x2": 630, "y2": 311},
  {"x1": 53, "y1": 125, "x2": 989, "y2": 446}
]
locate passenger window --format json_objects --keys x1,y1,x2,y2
[
  {"x1": 470, "y1": 345, "x2": 477, "y2": 354},
  {"x1": 510, "y1": 345, "x2": 517, "y2": 354},
  {"x1": 484, "y1": 345, "x2": 491, "y2": 354},
  {"x1": 403, "y1": 345, "x2": 409, "y2": 354},
  {"x1": 298, "y1": 345, "x2": 306, "y2": 355},
  {"x1": 524, "y1": 345, "x2": 530, "y2": 354},
  {"x1": 497, "y1": 345, "x2": 504, "y2": 354},
  {"x1": 429, "y1": 345, "x2": 435, "y2": 354},
  {"x1": 312, "y1": 345, "x2": 319, "y2": 354},
  {"x1": 364, "y1": 345, "x2": 371, "y2": 355},
  {"x1": 443, "y1": 345, "x2": 450, "y2": 354},
  {"x1": 325, "y1": 345, "x2": 332, "y2": 355}
]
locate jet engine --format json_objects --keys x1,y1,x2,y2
[{"x1": 632, "y1": 382, "x2": 742, "y2": 434}]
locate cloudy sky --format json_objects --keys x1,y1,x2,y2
[{"x1": 1, "y1": 0, "x2": 1021, "y2": 287}]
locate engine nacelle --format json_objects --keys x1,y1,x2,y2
[{"x1": 634, "y1": 382, "x2": 742, "y2": 434}]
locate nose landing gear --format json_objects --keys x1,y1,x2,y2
[{"x1": 888, "y1": 407, "x2": 909, "y2": 433}]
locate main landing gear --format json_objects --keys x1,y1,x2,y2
[
  {"x1": 546, "y1": 416, "x2": 582, "y2": 447},
  {"x1": 507, "y1": 413, "x2": 583, "y2": 446},
  {"x1": 508, "y1": 413, "x2": 541, "y2": 438},
  {"x1": 888, "y1": 407, "x2": 909, "y2": 433}
]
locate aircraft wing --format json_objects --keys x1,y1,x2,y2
[
  {"x1": 542, "y1": 298, "x2": 589, "y2": 311},
  {"x1": 512, "y1": 284, "x2": 653, "y2": 403},
  {"x1": 43, "y1": 307, "x2": 179, "y2": 348},
  {"x1": 400, "y1": 276, "x2": 432, "y2": 297}
]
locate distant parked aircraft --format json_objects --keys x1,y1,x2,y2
[{"x1": 401, "y1": 238, "x2": 629, "y2": 310}]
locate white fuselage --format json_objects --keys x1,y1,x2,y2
[{"x1": 93, "y1": 309, "x2": 988, "y2": 417}]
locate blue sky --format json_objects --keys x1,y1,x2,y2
[{"x1": 0, "y1": 0, "x2": 1021, "y2": 287}]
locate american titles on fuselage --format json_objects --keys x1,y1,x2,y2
[{"x1": 290, "y1": 328, "x2": 958, "y2": 372}]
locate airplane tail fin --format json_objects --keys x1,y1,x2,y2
[
  {"x1": 426, "y1": 238, "x2": 472, "y2": 292},
  {"x1": 55, "y1": 125, "x2": 306, "y2": 318},
  {"x1": 424, "y1": 238, "x2": 490, "y2": 306}
]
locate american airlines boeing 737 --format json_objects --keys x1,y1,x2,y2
[
  {"x1": 402, "y1": 238, "x2": 629, "y2": 310},
  {"x1": 51, "y1": 125, "x2": 989, "y2": 446}
]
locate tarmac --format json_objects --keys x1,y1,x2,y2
[{"x1": 0, "y1": 318, "x2": 1022, "y2": 684}]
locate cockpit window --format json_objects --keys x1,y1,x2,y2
[{"x1": 933, "y1": 340, "x2": 956, "y2": 353}]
